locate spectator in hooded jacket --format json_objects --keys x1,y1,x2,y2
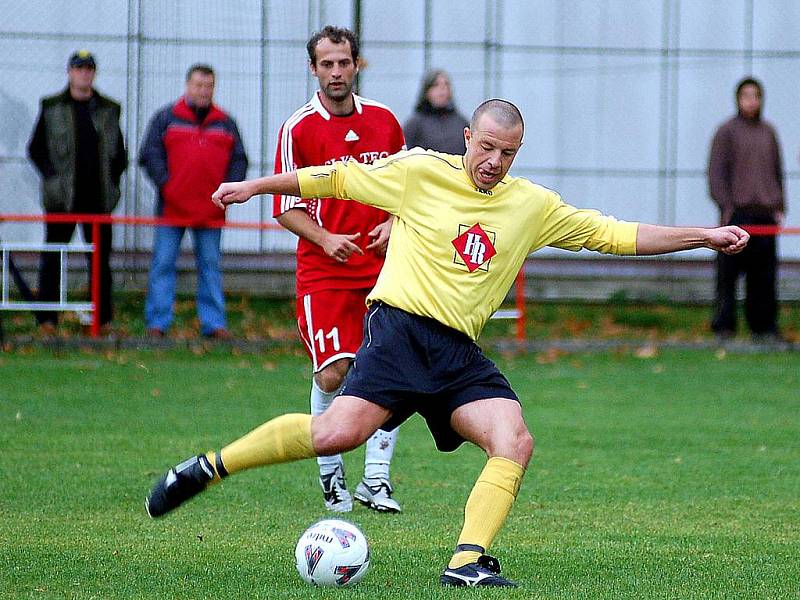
[
  {"x1": 139, "y1": 64, "x2": 248, "y2": 339},
  {"x1": 403, "y1": 69, "x2": 469, "y2": 155},
  {"x1": 708, "y1": 77, "x2": 785, "y2": 341}
]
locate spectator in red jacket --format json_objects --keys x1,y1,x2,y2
[{"x1": 139, "y1": 64, "x2": 248, "y2": 338}]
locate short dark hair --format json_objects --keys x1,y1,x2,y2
[
  {"x1": 186, "y1": 63, "x2": 215, "y2": 81},
  {"x1": 736, "y1": 76, "x2": 763, "y2": 99},
  {"x1": 306, "y1": 26, "x2": 359, "y2": 66},
  {"x1": 470, "y1": 99, "x2": 525, "y2": 136}
]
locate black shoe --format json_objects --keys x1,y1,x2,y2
[
  {"x1": 145, "y1": 455, "x2": 214, "y2": 518},
  {"x1": 440, "y1": 554, "x2": 517, "y2": 587}
]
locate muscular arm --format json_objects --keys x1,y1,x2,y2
[
  {"x1": 635, "y1": 223, "x2": 749, "y2": 256},
  {"x1": 212, "y1": 171, "x2": 301, "y2": 208}
]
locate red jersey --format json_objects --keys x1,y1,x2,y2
[{"x1": 273, "y1": 92, "x2": 406, "y2": 295}]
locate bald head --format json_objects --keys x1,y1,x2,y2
[
  {"x1": 463, "y1": 99, "x2": 524, "y2": 190},
  {"x1": 470, "y1": 99, "x2": 524, "y2": 136}
]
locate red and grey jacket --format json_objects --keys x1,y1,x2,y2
[{"x1": 139, "y1": 97, "x2": 248, "y2": 226}]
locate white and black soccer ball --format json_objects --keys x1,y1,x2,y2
[{"x1": 294, "y1": 519, "x2": 370, "y2": 587}]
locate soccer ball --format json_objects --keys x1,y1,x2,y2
[{"x1": 294, "y1": 519, "x2": 370, "y2": 587}]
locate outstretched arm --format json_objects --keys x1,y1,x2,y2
[
  {"x1": 635, "y1": 223, "x2": 749, "y2": 256},
  {"x1": 212, "y1": 172, "x2": 301, "y2": 209}
]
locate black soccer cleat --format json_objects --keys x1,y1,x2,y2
[
  {"x1": 145, "y1": 454, "x2": 214, "y2": 518},
  {"x1": 440, "y1": 554, "x2": 518, "y2": 588}
]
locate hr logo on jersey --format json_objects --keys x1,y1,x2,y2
[
  {"x1": 344, "y1": 129, "x2": 360, "y2": 142},
  {"x1": 452, "y1": 224, "x2": 497, "y2": 272}
]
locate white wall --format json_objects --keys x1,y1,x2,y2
[{"x1": 1, "y1": 0, "x2": 798, "y2": 261}]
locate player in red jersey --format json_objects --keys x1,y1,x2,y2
[{"x1": 273, "y1": 26, "x2": 406, "y2": 513}]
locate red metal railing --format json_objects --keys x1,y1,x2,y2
[
  {"x1": 739, "y1": 225, "x2": 800, "y2": 236},
  {"x1": 0, "y1": 213, "x2": 284, "y2": 337},
  {"x1": 1, "y1": 212, "x2": 529, "y2": 340},
  {"x1": 7, "y1": 213, "x2": 790, "y2": 342}
]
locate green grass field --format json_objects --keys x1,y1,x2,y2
[{"x1": 2, "y1": 348, "x2": 798, "y2": 599}]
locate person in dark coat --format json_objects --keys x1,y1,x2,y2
[
  {"x1": 403, "y1": 69, "x2": 469, "y2": 155},
  {"x1": 708, "y1": 77, "x2": 786, "y2": 340},
  {"x1": 27, "y1": 50, "x2": 128, "y2": 334}
]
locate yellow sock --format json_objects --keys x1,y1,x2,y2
[
  {"x1": 211, "y1": 413, "x2": 316, "y2": 476},
  {"x1": 448, "y1": 456, "x2": 525, "y2": 569}
]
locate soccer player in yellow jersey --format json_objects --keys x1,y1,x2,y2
[{"x1": 146, "y1": 99, "x2": 749, "y2": 588}]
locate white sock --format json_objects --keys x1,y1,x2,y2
[
  {"x1": 310, "y1": 378, "x2": 342, "y2": 473},
  {"x1": 364, "y1": 427, "x2": 398, "y2": 481}
]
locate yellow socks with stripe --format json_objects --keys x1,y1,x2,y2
[
  {"x1": 205, "y1": 413, "x2": 315, "y2": 479},
  {"x1": 448, "y1": 456, "x2": 525, "y2": 569}
]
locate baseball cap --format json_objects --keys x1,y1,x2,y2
[{"x1": 68, "y1": 50, "x2": 97, "y2": 69}]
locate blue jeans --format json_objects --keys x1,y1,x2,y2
[{"x1": 145, "y1": 226, "x2": 226, "y2": 335}]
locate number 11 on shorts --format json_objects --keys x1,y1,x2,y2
[{"x1": 314, "y1": 327, "x2": 341, "y2": 353}]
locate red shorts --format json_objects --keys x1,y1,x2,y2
[{"x1": 296, "y1": 288, "x2": 370, "y2": 372}]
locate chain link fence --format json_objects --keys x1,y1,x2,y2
[{"x1": 2, "y1": 0, "x2": 800, "y2": 278}]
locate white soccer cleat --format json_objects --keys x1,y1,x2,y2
[
  {"x1": 354, "y1": 477, "x2": 401, "y2": 513},
  {"x1": 319, "y1": 464, "x2": 353, "y2": 513}
]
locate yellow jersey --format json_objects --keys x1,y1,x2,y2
[{"x1": 298, "y1": 148, "x2": 639, "y2": 340}]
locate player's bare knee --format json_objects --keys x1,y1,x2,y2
[
  {"x1": 311, "y1": 422, "x2": 363, "y2": 455},
  {"x1": 507, "y1": 417, "x2": 534, "y2": 464},
  {"x1": 491, "y1": 427, "x2": 533, "y2": 466},
  {"x1": 311, "y1": 406, "x2": 375, "y2": 455},
  {"x1": 314, "y1": 369, "x2": 343, "y2": 393},
  {"x1": 518, "y1": 429, "x2": 534, "y2": 465},
  {"x1": 314, "y1": 360, "x2": 350, "y2": 393}
]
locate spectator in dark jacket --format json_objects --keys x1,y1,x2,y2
[
  {"x1": 708, "y1": 77, "x2": 785, "y2": 341},
  {"x1": 139, "y1": 64, "x2": 248, "y2": 339},
  {"x1": 403, "y1": 69, "x2": 469, "y2": 155},
  {"x1": 27, "y1": 50, "x2": 128, "y2": 334}
]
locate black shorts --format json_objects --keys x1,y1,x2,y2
[{"x1": 339, "y1": 303, "x2": 519, "y2": 452}]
